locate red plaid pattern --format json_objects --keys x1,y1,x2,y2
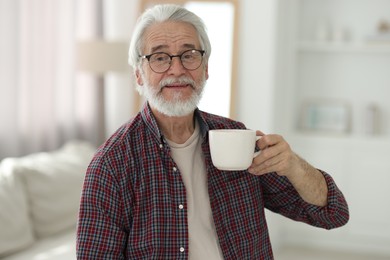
[{"x1": 76, "y1": 103, "x2": 349, "y2": 259}]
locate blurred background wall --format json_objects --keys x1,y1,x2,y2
[{"x1": 1, "y1": 0, "x2": 390, "y2": 258}]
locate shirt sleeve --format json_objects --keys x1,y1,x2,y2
[
  {"x1": 76, "y1": 157, "x2": 128, "y2": 259},
  {"x1": 261, "y1": 170, "x2": 349, "y2": 230}
]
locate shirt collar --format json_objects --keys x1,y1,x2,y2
[
  {"x1": 140, "y1": 102, "x2": 164, "y2": 144},
  {"x1": 194, "y1": 108, "x2": 210, "y2": 140}
]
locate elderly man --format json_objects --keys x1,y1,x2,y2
[{"x1": 77, "y1": 4, "x2": 349, "y2": 259}]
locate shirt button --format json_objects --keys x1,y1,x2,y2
[
  {"x1": 179, "y1": 204, "x2": 184, "y2": 210},
  {"x1": 173, "y1": 167, "x2": 177, "y2": 172},
  {"x1": 159, "y1": 144, "x2": 163, "y2": 149},
  {"x1": 180, "y1": 247, "x2": 185, "y2": 253}
]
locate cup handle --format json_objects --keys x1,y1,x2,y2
[{"x1": 253, "y1": 136, "x2": 261, "y2": 158}]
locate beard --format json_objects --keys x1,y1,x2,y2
[{"x1": 137, "y1": 73, "x2": 206, "y2": 117}]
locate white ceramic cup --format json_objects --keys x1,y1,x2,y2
[{"x1": 209, "y1": 129, "x2": 261, "y2": 171}]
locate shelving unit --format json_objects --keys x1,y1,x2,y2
[
  {"x1": 273, "y1": 0, "x2": 390, "y2": 255},
  {"x1": 297, "y1": 41, "x2": 390, "y2": 54},
  {"x1": 276, "y1": 0, "x2": 390, "y2": 138}
]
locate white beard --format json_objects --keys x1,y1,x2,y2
[{"x1": 137, "y1": 73, "x2": 206, "y2": 117}]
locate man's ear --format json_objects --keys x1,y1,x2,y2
[
  {"x1": 205, "y1": 64, "x2": 209, "y2": 80},
  {"x1": 135, "y1": 69, "x2": 144, "y2": 86}
]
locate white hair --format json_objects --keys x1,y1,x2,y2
[{"x1": 128, "y1": 4, "x2": 211, "y2": 70}]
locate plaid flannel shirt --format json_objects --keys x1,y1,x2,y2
[{"x1": 77, "y1": 103, "x2": 349, "y2": 259}]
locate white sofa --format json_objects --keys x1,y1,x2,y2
[{"x1": 0, "y1": 141, "x2": 96, "y2": 260}]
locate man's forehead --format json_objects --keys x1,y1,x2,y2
[
  {"x1": 142, "y1": 21, "x2": 200, "y2": 53},
  {"x1": 150, "y1": 43, "x2": 197, "y2": 53}
]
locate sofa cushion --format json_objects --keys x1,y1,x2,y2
[
  {"x1": 1, "y1": 228, "x2": 77, "y2": 260},
  {"x1": 0, "y1": 160, "x2": 34, "y2": 257},
  {"x1": 10, "y1": 140, "x2": 96, "y2": 239}
]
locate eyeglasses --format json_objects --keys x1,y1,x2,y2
[{"x1": 139, "y1": 49, "x2": 205, "y2": 73}]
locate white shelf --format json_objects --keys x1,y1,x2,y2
[
  {"x1": 288, "y1": 131, "x2": 390, "y2": 144},
  {"x1": 296, "y1": 41, "x2": 390, "y2": 53}
]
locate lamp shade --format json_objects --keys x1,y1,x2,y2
[{"x1": 76, "y1": 40, "x2": 129, "y2": 75}]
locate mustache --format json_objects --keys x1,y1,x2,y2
[{"x1": 159, "y1": 76, "x2": 196, "y2": 89}]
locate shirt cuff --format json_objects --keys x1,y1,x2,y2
[{"x1": 303, "y1": 170, "x2": 350, "y2": 229}]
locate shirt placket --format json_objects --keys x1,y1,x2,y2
[
  {"x1": 174, "y1": 166, "x2": 188, "y2": 258},
  {"x1": 161, "y1": 141, "x2": 189, "y2": 258}
]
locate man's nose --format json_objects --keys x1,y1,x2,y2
[{"x1": 168, "y1": 56, "x2": 186, "y2": 74}]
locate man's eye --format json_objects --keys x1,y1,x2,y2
[
  {"x1": 183, "y1": 54, "x2": 194, "y2": 60},
  {"x1": 152, "y1": 54, "x2": 169, "y2": 62}
]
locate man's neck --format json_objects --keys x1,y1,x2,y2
[{"x1": 151, "y1": 106, "x2": 195, "y2": 144}]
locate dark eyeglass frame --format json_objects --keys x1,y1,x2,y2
[{"x1": 139, "y1": 49, "x2": 206, "y2": 73}]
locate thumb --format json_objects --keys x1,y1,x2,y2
[{"x1": 256, "y1": 130, "x2": 265, "y2": 136}]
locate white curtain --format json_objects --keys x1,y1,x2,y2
[{"x1": 0, "y1": 0, "x2": 104, "y2": 159}]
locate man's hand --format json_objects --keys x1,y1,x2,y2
[
  {"x1": 248, "y1": 131, "x2": 300, "y2": 177},
  {"x1": 248, "y1": 131, "x2": 328, "y2": 207}
]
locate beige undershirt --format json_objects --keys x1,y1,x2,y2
[{"x1": 166, "y1": 122, "x2": 223, "y2": 260}]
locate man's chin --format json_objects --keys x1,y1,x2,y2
[
  {"x1": 142, "y1": 79, "x2": 204, "y2": 117},
  {"x1": 149, "y1": 97, "x2": 198, "y2": 117},
  {"x1": 155, "y1": 103, "x2": 196, "y2": 117}
]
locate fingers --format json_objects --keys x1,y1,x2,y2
[
  {"x1": 256, "y1": 134, "x2": 286, "y2": 155},
  {"x1": 249, "y1": 154, "x2": 283, "y2": 175},
  {"x1": 249, "y1": 148, "x2": 286, "y2": 175},
  {"x1": 256, "y1": 130, "x2": 265, "y2": 136},
  {"x1": 249, "y1": 134, "x2": 293, "y2": 176}
]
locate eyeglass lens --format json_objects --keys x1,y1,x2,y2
[{"x1": 148, "y1": 50, "x2": 203, "y2": 73}]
